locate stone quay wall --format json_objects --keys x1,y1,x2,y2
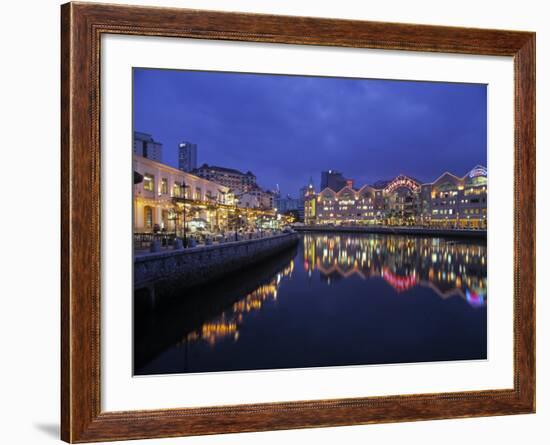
[
  {"x1": 134, "y1": 232, "x2": 299, "y2": 289},
  {"x1": 294, "y1": 225, "x2": 486, "y2": 239}
]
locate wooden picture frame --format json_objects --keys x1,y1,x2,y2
[{"x1": 61, "y1": 2, "x2": 535, "y2": 442}]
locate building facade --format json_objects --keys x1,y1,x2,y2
[
  {"x1": 193, "y1": 164, "x2": 257, "y2": 194},
  {"x1": 297, "y1": 177, "x2": 315, "y2": 221},
  {"x1": 133, "y1": 155, "x2": 233, "y2": 234},
  {"x1": 178, "y1": 141, "x2": 198, "y2": 172},
  {"x1": 275, "y1": 195, "x2": 300, "y2": 213},
  {"x1": 305, "y1": 166, "x2": 487, "y2": 229},
  {"x1": 133, "y1": 131, "x2": 163, "y2": 162},
  {"x1": 134, "y1": 156, "x2": 283, "y2": 237},
  {"x1": 236, "y1": 186, "x2": 275, "y2": 210}
]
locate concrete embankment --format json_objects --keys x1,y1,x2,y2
[
  {"x1": 293, "y1": 225, "x2": 486, "y2": 239},
  {"x1": 134, "y1": 232, "x2": 299, "y2": 289},
  {"x1": 134, "y1": 246, "x2": 297, "y2": 371}
]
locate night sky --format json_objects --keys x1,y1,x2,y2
[{"x1": 133, "y1": 68, "x2": 487, "y2": 197}]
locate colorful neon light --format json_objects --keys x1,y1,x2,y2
[
  {"x1": 381, "y1": 267, "x2": 418, "y2": 292},
  {"x1": 465, "y1": 289, "x2": 486, "y2": 307},
  {"x1": 384, "y1": 175, "x2": 421, "y2": 194},
  {"x1": 468, "y1": 166, "x2": 487, "y2": 178}
]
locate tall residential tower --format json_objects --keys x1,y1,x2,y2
[
  {"x1": 178, "y1": 141, "x2": 198, "y2": 172},
  {"x1": 133, "y1": 131, "x2": 163, "y2": 162},
  {"x1": 320, "y1": 170, "x2": 353, "y2": 192}
]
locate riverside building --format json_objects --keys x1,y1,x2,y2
[
  {"x1": 193, "y1": 164, "x2": 257, "y2": 194},
  {"x1": 305, "y1": 166, "x2": 487, "y2": 229},
  {"x1": 134, "y1": 156, "x2": 284, "y2": 237},
  {"x1": 134, "y1": 155, "x2": 233, "y2": 234},
  {"x1": 133, "y1": 131, "x2": 163, "y2": 162},
  {"x1": 178, "y1": 141, "x2": 198, "y2": 172}
]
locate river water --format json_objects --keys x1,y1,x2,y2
[{"x1": 134, "y1": 232, "x2": 487, "y2": 375}]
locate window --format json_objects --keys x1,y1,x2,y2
[
  {"x1": 160, "y1": 178, "x2": 168, "y2": 194},
  {"x1": 143, "y1": 174, "x2": 154, "y2": 192},
  {"x1": 195, "y1": 187, "x2": 202, "y2": 200},
  {"x1": 173, "y1": 182, "x2": 181, "y2": 197},
  {"x1": 144, "y1": 206, "x2": 153, "y2": 228}
]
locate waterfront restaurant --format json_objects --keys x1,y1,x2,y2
[
  {"x1": 134, "y1": 155, "x2": 287, "y2": 237},
  {"x1": 305, "y1": 166, "x2": 487, "y2": 229},
  {"x1": 134, "y1": 155, "x2": 234, "y2": 234}
]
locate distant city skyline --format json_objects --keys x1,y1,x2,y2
[{"x1": 133, "y1": 68, "x2": 487, "y2": 197}]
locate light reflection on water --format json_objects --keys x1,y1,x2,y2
[
  {"x1": 303, "y1": 234, "x2": 486, "y2": 305},
  {"x1": 185, "y1": 261, "x2": 295, "y2": 346},
  {"x1": 134, "y1": 233, "x2": 487, "y2": 375},
  {"x1": 184, "y1": 234, "x2": 486, "y2": 347}
]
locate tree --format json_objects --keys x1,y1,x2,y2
[{"x1": 283, "y1": 209, "x2": 300, "y2": 223}]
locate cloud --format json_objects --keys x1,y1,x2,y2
[{"x1": 134, "y1": 69, "x2": 486, "y2": 197}]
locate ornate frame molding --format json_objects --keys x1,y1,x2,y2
[{"x1": 61, "y1": 2, "x2": 535, "y2": 442}]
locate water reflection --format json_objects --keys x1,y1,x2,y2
[
  {"x1": 185, "y1": 261, "x2": 294, "y2": 346},
  {"x1": 303, "y1": 234, "x2": 487, "y2": 306},
  {"x1": 134, "y1": 233, "x2": 487, "y2": 375}
]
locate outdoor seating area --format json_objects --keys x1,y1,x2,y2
[{"x1": 134, "y1": 228, "x2": 292, "y2": 254}]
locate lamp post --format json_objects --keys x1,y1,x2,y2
[
  {"x1": 168, "y1": 209, "x2": 179, "y2": 239},
  {"x1": 181, "y1": 181, "x2": 190, "y2": 247},
  {"x1": 216, "y1": 188, "x2": 225, "y2": 232},
  {"x1": 235, "y1": 213, "x2": 240, "y2": 241}
]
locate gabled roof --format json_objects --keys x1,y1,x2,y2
[
  {"x1": 425, "y1": 171, "x2": 463, "y2": 185},
  {"x1": 357, "y1": 184, "x2": 376, "y2": 194},
  {"x1": 336, "y1": 186, "x2": 356, "y2": 196},
  {"x1": 318, "y1": 187, "x2": 338, "y2": 196},
  {"x1": 424, "y1": 166, "x2": 487, "y2": 185}
]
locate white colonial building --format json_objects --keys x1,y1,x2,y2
[{"x1": 133, "y1": 155, "x2": 233, "y2": 233}]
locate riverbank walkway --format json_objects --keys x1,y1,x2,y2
[
  {"x1": 134, "y1": 230, "x2": 291, "y2": 256},
  {"x1": 134, "y1": 231, "x2": 299, "y2": 289}
]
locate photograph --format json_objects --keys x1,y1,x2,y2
[{"x1": 132, "y1": 68, "x2": 488, "y2": 376}]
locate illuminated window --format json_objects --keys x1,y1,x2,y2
[
  {"x1": 195, "y1": 187, "x2": 202, "y2": 200},
  {"x1": 144, "y1": 206, "x2": 153, "y2": 228},
  {"x1": 160, "y1": 178, "x2": 168, "y2": 194},
  {"x1": 143, "y1": 174, "x2": 154, "y2": 192},
  {"x1": 173, "y1": 181, "x2": 186, "y2": 198}
]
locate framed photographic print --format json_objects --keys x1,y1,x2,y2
[{"x1": 61, "y1": 2, "x2": 535, "y2": 442}]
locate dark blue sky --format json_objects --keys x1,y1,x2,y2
[{"x1": 133, "y1": 68, "x2": 486, "y2": 197}]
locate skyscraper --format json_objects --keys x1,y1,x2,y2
[
  {"x1": 133, "y1": 131, "x2": 163, "y2": 162},
  {"x1": 320, "y1": 170, "x2": 352, "y2": 191},
  {"x1": 178, "y1": 141, "x2": 198, "y2": 172}
]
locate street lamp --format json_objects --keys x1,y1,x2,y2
[
  {"x1": 216, "y1": 188, "x2": 226, "y2": 232},
  {"x1": 181, "y1": 181, "x2": 190, "y2": 247},
  {"x1": 235, "y1": 213, "x2": 241, "y2": 241},
  {"x1": 168, "y1": 209, "x2": 180, "y2": 239}
]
